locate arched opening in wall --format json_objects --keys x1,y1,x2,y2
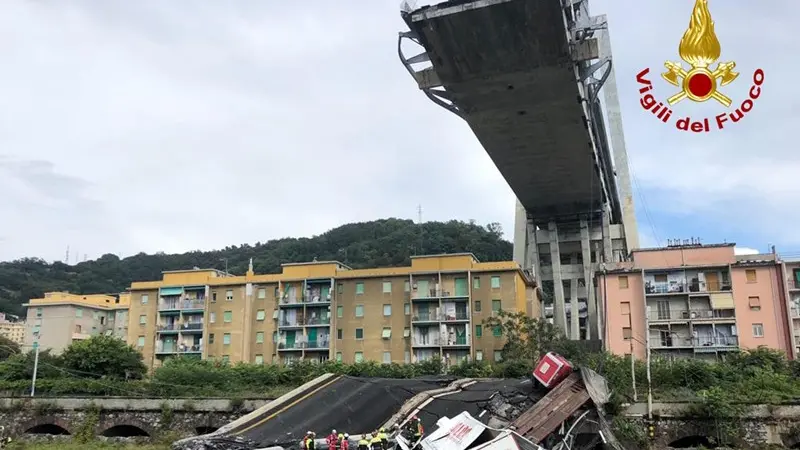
[
  {"x1": 100, "y1": 425, "x2": 150, "y2": 437},
  {"x1": 195, "y1": 426, "x2": 218, "y2": 435},
  {"x1": 668, "y1": 435, "x2": 716, "y2": 448},
  {"x1": 24, "y1": 424, "x2": 70, "y2": 435}
]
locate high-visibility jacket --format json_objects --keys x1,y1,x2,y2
[
  {"x1": 357, "y1": 439, "x2": 369, "y2": 450},
  {"x1": 377, "y1": 432, "x2": 388, "y2": 449},
  {"x1": 414, "y1": 422, "x2": 423, "y2": 438},
  {"x1": 305, "y1": 437, "x2": 316, "y2": 450},
  {"x1": 369, "y1": 436, "x2": 383, "y2": 450}
]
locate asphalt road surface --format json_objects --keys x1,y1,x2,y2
[{"x1": 232, "y1": 375, "x2": 451, "y2": 448}]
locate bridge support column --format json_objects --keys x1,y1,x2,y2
[{"x1": 548, "y1": 221, "x2": 568, "y2": 335}]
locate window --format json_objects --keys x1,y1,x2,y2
[
  {"x1": 745, "y1": 269, "x2": 757, "y2": 283},
  {"x1": 492, "y1": 300, "x2": 501, "y2": 312},
  {"x1": 355, "y1": 305, "x2": 364, "y2": 317},
  {"x1": 622, "y1": 328, "x2": 632, "y2": 340},
  {"x1": 337, "y1": 329, "x2": 343, "y2": 339},
  {"x1": 255, "y1": 355, "x2": 264, "y2": 365},
  {"x1": 209, "y1": 334, "x2": 215, "y2": 344},
  {"x1": 76, "y1": 308, "x2": 83, "y2": 318},
  {"x1": 256, "y1": 310, "x2": 266, "y2": 321},
  {"x1": 494, "y1": 351, "x2": 502, "y2": 362},
  {"x1": 223, "y1": 311, "x2": 232, "y2": 323},
  {"x1": 748, "y1": 296, "x2": 761, "y2": 311},
  {"x1": 336, "y1": 352, "x2": 343, "y2": 362},
  {"x1": 383, "y1": 304, "x2": 392, "y2": 316},
  {"x1": 383, "y1": 281, "x2": 392, "y2": 293},
  {"x1": 383, "y1": 352, "x2": 391, "y2": 364},
  {"x1": 618, "y1": 276, "x2": 629, "y2": 289},
  {"x1": 139, "y1": 315, "x2": 146, "y2": 325},
  {"x1": 475, "y1": 325, "x2": 482, "y2": 338},
  {"x1": 93, "y1": 311, "x2": 100, "y2": 320},
  {"x1": 382, "y1": 328, "x2": 392, "y2": 339},
  {"x1": 337, "y1": 306, "x2": 343, "y2": 318},
  {"x1": 493, "y1": 326, "x2": 501, "y2": 337},
  {"x1": 473, "y1": 277, "x2": 481, "y2": 289},
  {"x1": 620, "y1": 302, "x2": 631, "y2": 315},
  {"x1": 212, "y1": 291, "x2": 217, "y2": 302},
  {"x1": 752, "y1": 323, "x2": 764, "y2": 338},
  {"x1": 36, "y1": 308, "x2": 42, "y2": 318},
  {"x1": 223, "y1": 333, "x2": 231, "y2": 345},
  {"x1": 137, "y1": 336, "x2": 145, "y2": 348},
  {"x1": 474, "y1": 301, "x2": 482, "y2": 312},
  {"x1": 226, "y1": 290, "x2": 234, "y2": 301},
  {"x1": 141, "y1": 294, "x2": 149, "y2": 305},
  {"x1": 210, "y1": 312, "x2": 216, "y2": 323},
  {"x1": 256, "y1": 332, "x2": 264, "y2": 343},
  {"x1": 403, "y1": 327, "x2": 410, "y2": 338},
  {"x1": 356, "y1": 283, "x2": 365, "y2": 295},
  {"x1": 272, "y1": 332, "x2": 277, "y2": 342},
  {"x1": 32, "y1": 326, "x2": 40, "y2": 335},
  {"x1": 404, "y1": 280, "x2": 410, "y2": 292},
  {"x1": 355, "y1": 352, "x2": 364, "y2": 363},
  {"x1": 257, "y1": 288, "x2": 266, "y2": 299},
  {"x1": 355, "y1": 328, "x2": 364, "y2": 339},
  {"x1": 491, "y1": 276, "x2": 500, "y2": 288},
  {"x1": 475, "y1": 350, "x2": 483, "y2": 361},
  {"x1": 337, "y1": 283, "x2": 343, "y2": 294},
  {"x1": 404, "y1": 303, "x2": 410, "y2": 315}
]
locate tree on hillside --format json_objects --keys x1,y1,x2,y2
[
  {"x1": 61, "y1": 335, "x2": 147, "y2": 380},
  {"x1": 0, "y1": 219, "x2": 513, "y2": 315},
  {"x1": 0, "y1": 336, "x2": 20, "y2": 361}
]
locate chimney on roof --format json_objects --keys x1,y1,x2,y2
[{"x1": 247, "y1": 258, "x2": 254, "y2": 276}]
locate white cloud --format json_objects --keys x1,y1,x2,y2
[
  {"x1": 734, "y1": 247, "x2": 760, "y2": 256},
  {"x1": 1, "y1": 0, "x2": 798, "y2": 263}
]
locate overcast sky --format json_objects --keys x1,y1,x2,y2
[{"x1": 0, "y1": 0, "x2": 795, "y2": 263}]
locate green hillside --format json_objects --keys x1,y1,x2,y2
[{"x1": 0, "y1": 218, "x2": 512, "y2": 316}]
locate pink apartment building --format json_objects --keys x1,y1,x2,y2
[{"x1": 598, "y1": 243, "x2": 794, "y2": 361}]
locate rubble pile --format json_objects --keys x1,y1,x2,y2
[{"x1": 172, "y1": 433, "x2": 256, "y2": 450}]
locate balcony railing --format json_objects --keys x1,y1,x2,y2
[
  {"x1": 693, "y1": 336, "x2": 739, "y2": 347},
  {"x1": 305, "y1": 317, "x2": 330, "y2": 326},
  {"x1": 789, "y1": 280, "x2": 800, "y2": 290},
  {"x1": 180, "y1": 300, "x2": 205, "y2": 310},
  {"x1": 278, "y1": 319, "x2": 305, "y2": 327},
  {"x1": 279, "y1": 295, "x2": 305, "y2": 305},
  {"x1": 306, "y1": 340, "x2": 330, "y2": 350},
  {"x1": 648, "y1": 309, "x2": 735, "y2": 321},
  {"x1": 646, "y1": 280, "x2": 732, "y2": 295},
  {"x1": 411, "y1": 339, "x2": 440, "y2": 347},
  {"x1": 411, "y1": 289, "x2": 441, "y2": 299},
  {"x1": 792, "y1": 307, "x2": 800, "y2": 318},
  {"x1": 442, "y1": 311, "x2": 470, "y2": 321},
  {"x1": 156, "y1": 343, "x2": 203, "y2": 353},
  {"x1": 157, "y1": 324, "x2": 181, "y2": 331},
  {"x1": 278, "y1": 341, "x2": 304, "y2": 350},
  {"x1": 159, "y1": 300, "x2": 205, "y2": 311},
  {"x1": 180, "y1": 323, "x2": 203, "y2": 331},
  {"x1": 412, "y1": 312, "x2": 442, "y2": 322}
]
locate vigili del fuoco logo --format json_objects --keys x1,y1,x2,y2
[{"x1": 635, "y1": 0, "x2": 764, "y2": 132}]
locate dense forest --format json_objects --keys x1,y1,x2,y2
[{"x1": 0, "y1": 218, "x2": 512, "y2": 316}]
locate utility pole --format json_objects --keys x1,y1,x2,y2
[
  {"x1": 30, "y1": 338, "x2": 40, "y2": 397},
  {"x1": 630, "y1": 338, "x2": 637, "y2": 401},
  {"x1": 417, "y1": 204, "x2": 423, "y2": 224},
  {"x1": 220, "y1": 258, "x2": 229, "y2": 276},
  {"x1": 644, "y1": 307, "x2": 653, "y2": 420}
]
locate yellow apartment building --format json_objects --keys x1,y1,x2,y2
[
  {"x1": 127, "y1": 253, "x2": 539, "y2": 368},
  {"x1": 23, "y1": 292, "x2": 130, "y2": 353},
  {"x1": 0, "y1": 313, "x2": 25, "y2": 346}
]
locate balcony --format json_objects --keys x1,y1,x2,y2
[
  {"x1": 411, "y1": 338, "x2": 441, "y2": 347},
  {"x1": 789, "y1": 280, "x2": 800, "y2": 290},
  {"x1": 693, "y1": 336, "x2": 739, "y2": 350},
  {"x1": 645, "y1": 279, "x2": 732, "y2": 295},
  {"x1": 792, "y1": 307, "x2": 800, "y2": 318},
  {"x1": 412, "y1": 312, "x2": 442, "y2": 323},
  {"x1": 648, "y1": 309, "x2": 736, "y2": 322},
  {"x1": 157, "y1": 324, "x2": 181, "y2": 333},
  {"x1": 179, "y1": 323, "x2": 203, "y2": 333},
  {"x1": 305, "y1": 317, "x2": 330, "y2": 326},
  {"x1": 442, "y1": 311, "x2": 470, "y2": 322},
  {"x1": 411, "y1": 288, "x2": 441, "y2": 300},
  {"x1": 278, "y1": 318, "x2": 305, "y2": 328},
  {"x1": 277, "y1": 341, "x2": 304, "y2": 350},
  {"x1": 155, "y1": 343, "x2": 203, "y2": 354},
  {"x1": 158, "y1": 299, "x2": 205, "y2": 312},
  {"x1": 646, "y1": 282, "x2": 688, "y2": 295},
  {"x1": 306, "y1": 340, "x2": 330, "y2": 350},
  {"x1": 278, "y1": 296, "x2": 305, "y2": 307}
]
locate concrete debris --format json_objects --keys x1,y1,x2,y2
[{"x1": 172, "y1": 433, "x2": 257, "y2": 450}]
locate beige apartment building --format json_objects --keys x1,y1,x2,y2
[
  {"x1": 0, "y1": 313, "x2": 25, "y2": 346},
  {"x1": 23, "y1": 292, "x2": 130, "y2": 353},
  {"x1": 127, "y1": 253, "x2": 539, "y2": 368}
]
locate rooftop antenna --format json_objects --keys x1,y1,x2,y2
[
  {"x1": 417, "y1": 204, "x2": 423, "y2": 224},
  {"x1": 65, "y1": 245, "x2": 70, "y2": 264}
]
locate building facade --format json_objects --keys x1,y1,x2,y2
[
  {"x1": 779, "y1": 259, "x2": 800, "y2": 359},
  {"x1": 598, "y1": 243, "x2": 793, "y2": 361},
  {"x1": 127, "y1": 253, "x2": 539, "y2": 368},
  {"x1": 23, "y1": 292, "x2": 130, "y2": 353},
  {"x1": 0, "y1": 313, "x2": 25, "y2": 346}
]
